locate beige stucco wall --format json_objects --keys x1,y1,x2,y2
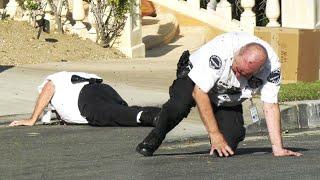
[
  {"x1": 281, "y1": 0, "x2": 320, "y2": 29},
  {"x1": 255, "y1": 27, "x2": 320, "y2": 83}
]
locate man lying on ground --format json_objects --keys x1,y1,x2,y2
[{"x1": 9, "y1": 71, "x2": 160, "y2": 127}]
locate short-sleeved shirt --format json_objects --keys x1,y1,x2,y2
[
  {"x1": 38, "y1": 71, "x2": 102, "y2": 124},
  {"x1": 188, "y1": 32, "x2": 281, "y2": 107}
]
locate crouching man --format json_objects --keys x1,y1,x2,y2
[{"x1": 136, "y1": 32, "x2": 302, "y2": 157}]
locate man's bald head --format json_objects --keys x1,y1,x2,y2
[
  {"x1": 240, "y1": 42, "x2": 268, "y2": 67},
  {"x1": 232, "y1": 42, "x2": 268, "y2": 79}
]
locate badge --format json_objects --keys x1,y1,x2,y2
[
  {"x1": 249, "y1": 99, "x2": 260, "y2": 123},
  {"x1": 267, "y1": 69, "x2": 281, "y2": 84},
  {"x1": 209, "y1": 55, "x2": 222, "y2": 70},
  {"x1": 248, "y1": 76, "x2": 263, "y2": 89}
]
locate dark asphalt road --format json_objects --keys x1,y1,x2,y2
[{"x1": 0, "y1": 125, "x2": 319, "y2": 180}]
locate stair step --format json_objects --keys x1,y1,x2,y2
[
  {"x1": 146, "y1": 26, "x2": 207, "y2": 58},
  {"x1": 142, "y1": 13, "x2": 179, "y2": 50}
]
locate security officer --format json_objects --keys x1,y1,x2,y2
[
  {"x1": 136, "y1": 32, "x2": 302, "y2": 157},
  {"x1": 9, "y1": 71, "x2": 160, "y2": 127}
]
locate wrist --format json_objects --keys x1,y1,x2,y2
[
  {"x1": 27, "y1": 118, "x2": 37, "y2": 125},
  {"x1": 208, "y1": 131, "x2": 221, "y2": 138},
  {"x1": 271, "y1": 144, "x2": 283, "y2": 152}
]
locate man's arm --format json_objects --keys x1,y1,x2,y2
[
  {"x1": 9, "y1": 81, "x2": 55, "y2": 127},
  {"x1": 263, "y1": 102, "x2": 302, "y2": 156},
  {"x1": 192, "y1": 85, "x2": 234, "y2": 157}
]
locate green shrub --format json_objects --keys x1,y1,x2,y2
[
  {"x1": 279, "y1": 81, "x2": 320, "y2": 102},
  {"x1": 90, "y1": 0, "x2": 135, "y2": 47},
  {"x1": 23, "y1": 0, "x2": 40, "y2": 10}
]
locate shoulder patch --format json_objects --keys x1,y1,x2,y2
[
  {"x1": 209, "y1": 55, "x2": 222, "y2": 70},
  {"x1": 267, "y1": 69, "x2": 281, "y2": 84}
]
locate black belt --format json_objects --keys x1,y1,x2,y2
[{"x1": 71, "y1": 75, "x2": 103, "y2": 84}]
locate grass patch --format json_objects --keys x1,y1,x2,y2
[{"x1": 279, "y1": 81, "x2": 320, "y2": 102}]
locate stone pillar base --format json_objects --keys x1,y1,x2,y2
[
  {"x1": 42, "y1": 10, "x2": 55, "y2": 32},
  {"x1": 73, "y1": 22, "x2": 87, "y2": 38},
  {"x1": 131, "y1": 43, "x2": 145, "y2": 58},
  {"x1": 5, "y1": 0, "x2": 18, "y2": 18},
  {"x1": 88, "y1": 27, "x2": 97, "y2": 42}
]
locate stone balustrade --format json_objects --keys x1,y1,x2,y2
[
  {"x1": 148, "y1": 0, "x2": 320, "y2": 30},
  {"x1": 2, "y1": 0, "x2": 319, "y2": 34}
]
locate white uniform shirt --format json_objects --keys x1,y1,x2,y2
[
  {"x1": 38, "y1": 71, "x2": 102, "y2": 124},
  {"x1": 188, "y1": 32, "x2": 281, "y2": 106}
]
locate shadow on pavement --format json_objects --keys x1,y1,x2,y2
[
  {"x1": 154, "y1": 150, "x2": 208, "y2": 157},
  {"x1": 146, "y1": 44, "x2": 182, "y2": 57},
  {"x1": 236, "y1": 147, "x2": 308, "y2": 156},
  {"x1": 145, "y1": 35, "x2": 184, "y2": 57},
  {"x1": 0, "y1": 65, "x2": 14, "y2": 73},
  {"x1": 154, "y1": 147, "x2": 308, "y2": 157}
]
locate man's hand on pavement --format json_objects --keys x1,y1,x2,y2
[
  {"x1": 209, "y1": 132, "x2": 234, "y2": 157},
  {"x1": 9, "y1": 119, "x2": 35, "y2": 127},
  {"x1": 272, "y1": 146, "x2": 303, "y2": 157}
]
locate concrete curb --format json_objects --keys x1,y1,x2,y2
[
  {"x1": 246, "y1": 100, "x2": 320, "y2": 134},
  {"x1": 2, "y1": 100, "x2": 320, "y2": 143}
]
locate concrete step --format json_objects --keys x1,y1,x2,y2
[
  {"x1": 143, "y1": 3, "x2": 222, "y2": 59},
  {"x1": 145, "y1": 26, "x2": 207, "y2": 58},
  {"x1": 142, "y1": 13, "x2": 179, "y2": 50}
]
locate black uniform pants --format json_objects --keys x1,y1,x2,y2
[
  {"x1": 78, "y1": 83, "x2": 142, "y2": 126},
  {"x1": 153, "y1": 76, "x2": 246, "y2": 151}
]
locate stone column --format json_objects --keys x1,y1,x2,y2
[
  {"x1": 87, "y1": 2, "x2": 97, "y2": 42},
  {"x1": 207, "y1": 0, "x2": 217, "y2": 12},
  {"x1": 72, "y1": 0, "x2": 87, "y2": 38},
  {"x1": 266, "y1": 0, "x2": 280, "y2": 27},
  {"x1": 240, "y1": 0, "x2": 256, "y2": 27},
  {"x1": 216, "y1": 0, "x2": 232, "y2": 21},
  {"x1": 60, "y1": 0, "x2": 71, "y2": 32},
  {"x1": 282, "y1": 0, "x2": 319, "y2": 29},
  {"x1": 5, "y1": 0, "x2": 18, "y2": 18},
  {"x1": 44, "y1": 0, "x2": 55, "y2": 32},
  {"x1": 116, "y1": 0, "x2": 145, "y2": 58},
  {"x1": 187, "y1": 0, "x2": 200, "y2": 9}
]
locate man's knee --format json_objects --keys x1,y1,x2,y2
[{"x1": 164, "y1": 98, "x2": 193, "y2": 120}]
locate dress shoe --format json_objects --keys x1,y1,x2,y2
[{"x1": 136, "y1": 130, "x2": 164, "y2": 156}]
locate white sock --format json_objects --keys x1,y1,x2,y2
[{"x1": 136, "y1": 111, "x2": 143, "y2": 123}]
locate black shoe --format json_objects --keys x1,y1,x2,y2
[
  {"x1": 139, "y1": 107, "x2": 161, "y2": 127},
  {"x1": 136, "y1": 142, "x2": 156, "y2": 157},
  {"x1": 136, "y1": 130, "x2": 164, "y2": 156}
]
